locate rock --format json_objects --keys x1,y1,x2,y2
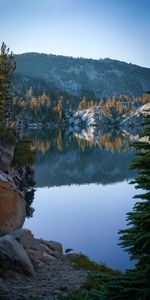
[
  {"x1": 26, "y1": 249, "x2": 41, "y2": 265},
  {"x1": 0, "y1": 141, "x2": 14, "y2": 171},
  {"x1": 43, "y1": 252, "x2": 56, "y2": 261},
  {"x1": 0, "y1": 170, "x2": 15, "y2": 185},
  {"x1": 0, "y1": 235, "x2": 34, "y2": 276},
  {"x1": 120, "y1": 103, "x2": 150, "y2": 131},
  {"x1": 40, "y1": 242, "x2": 61, "y2": 259},
  {"x1": 0, "y1": 180, "x2": 26, "y2": 235},
  {"x1": 10, "y1": 229, "x2": 47, "y2": 263},
  {"x1": 42, "y1": 240, "x2": 63, "y2": 255},
  {"x1": 10, "y1": 229, "x2": 34, "y2": 248},
  {"x1": 10, "y1": 229, "x2": 61, "y2": 263},
  {"x1": 73, "y1": 105, "x2": 116, "y2": 130}
]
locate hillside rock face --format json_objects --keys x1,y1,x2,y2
[
  {"x1": 73, "y1": 105, "x2": 116, "y2": 128},
  {"x1": 69, "y1": 103, "x2": 150, "y2": 136},
  {"x1": 120, "y1": 103, "x2": 150, "y2": 129},
  {"x1": 15, "y1": 53, "x2": 150, "y2": 98}
]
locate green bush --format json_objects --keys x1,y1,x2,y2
[
  {"x1": 13, "y1": 139, "x2": 35, "y2": 167},
  {"x1": 0, "y1": 127, "x2": 16, "y2": 145}
]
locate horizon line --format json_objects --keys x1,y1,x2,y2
[{"x1": 14, "y1": 51, "x2": 150, "y2": 69}]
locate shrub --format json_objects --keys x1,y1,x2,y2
[
  {"x1": 13, "y1": 139, "x2": 35, "y2": 167},
  {"x1": 0, "y1": 127, "x2": 16, "y2": 145}
]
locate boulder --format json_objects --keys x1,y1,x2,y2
[
  {"x1": 42, "y1": 240, "x2": 63, "y2": 254},
  {"x1": 10, "y1": 229, "x2": 34, "y2": 248},
  {"x1": 0, "y1": 235, "x2": 34, "y2": 276},
  {"x1": 10, "y1": 229, "x2": 61, "y2": 263},
  {"x1": 0, "y1": 180, "x2": 26, "y2": 235}
]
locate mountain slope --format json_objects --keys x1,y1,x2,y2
[{"x1": 14, "y1": 53, "x2": 150, "y2": 98}]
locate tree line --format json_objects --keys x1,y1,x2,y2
[{"x1": 0, "y1": 42, "x2": 16, "y2": 127}]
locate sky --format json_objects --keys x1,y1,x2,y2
[{"x1": 0, "y1": 0, "x2": 150, "y2": 67}]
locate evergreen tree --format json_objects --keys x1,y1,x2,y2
[
  {"x1": 100, "y1": 108, "x2": 150, "y2": 300},
  {"x1": 0, "y1": 42, "x2": 16, "y2": 127}
]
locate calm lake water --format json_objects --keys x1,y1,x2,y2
[{"x1": 24, "y1": 129, "x2": 137, "y2": 271}]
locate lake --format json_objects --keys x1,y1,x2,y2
[{"x1": 24, "y1": 129, "x2": 137, "y2": 271}]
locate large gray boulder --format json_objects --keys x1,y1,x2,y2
[
  {"x1": 0, "y1": 235, "x2": 34, "y2": 276},
  {"x1": 10, "y1": 228, "x2": 35, "y2": 248},
  {"x1": 10, "y1": 229, "x2": 62, "y2": 264}
]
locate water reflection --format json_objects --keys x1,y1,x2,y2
[
  {"x1": 30, "y1": 129, "x2": 130, "y2": 154},
  {"x1": 23, "y1": 129, "x2": 137, "y2": 270},
  {"x1": 75, "y1": 129, "x2": 130, "y2": 153},
  {"x1": 27, "y1": 129, "x2": 135, "y2": 187}
]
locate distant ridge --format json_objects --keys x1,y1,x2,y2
[
  {"x1": 14, "y1": 53, "x2": 150, "y2": 99},
  {"x1": 15, "y1": 52, "x2": 149, "y2": 69}
]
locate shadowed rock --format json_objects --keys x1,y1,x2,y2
[
  {"x1": 10, "y1": 229, "x2": 63, "y2": 264},
  {"x1": 0, "y1": 235, "x2": 34, "y2": 276},
  {"x1": 0, "y1": 179, "x2": 26, "y2": 235}
]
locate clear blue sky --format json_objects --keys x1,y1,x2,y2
[{"x1": 0, "y1": 0, "x2": 150, "y2": 67}]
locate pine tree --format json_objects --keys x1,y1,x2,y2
[
  {"x1": 0, "y1": 42, "x2": 16, "y2": 127},
  {"x1": 100, "y1": 108, "x2": 150, "y2": 299}
]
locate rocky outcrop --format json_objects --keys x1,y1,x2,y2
[
  {"x1": 120, "y1": 103, "x2": 150, "y2": 135},
  {"x1": 0, "y1": 176, "x2": 26, "y2": 235},
  {"x1": 0, "y1": 229, "x2": 89, "y2": 299},
  {"x1": 42, "y1": 240, "x2": 63, "y2": 255},
  {"x1": 0, "y1": 229, "x2": 64, "y2": 276},
  {"x1": 10, "y1": 229, "x2": 63, "y2": 265},
  {"x1": 69, "y1": 103, "x2": 150, "y2": 137},
  {"x1": 0, "y1": 137, "x2": 35, "y2": 235},
  {"x1": 71, "y1": 105, "x2": 115, "y2": 130},
  {"x1": 0, "y1": 235, "x2": 34, "y2": 276}
]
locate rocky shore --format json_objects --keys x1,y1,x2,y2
[
  {"x1": 0, "y1": 136, "x2": 89, "y2": 300},
  {"x1": 0, "y1": 229, "x2": 89, "y2": 300}
]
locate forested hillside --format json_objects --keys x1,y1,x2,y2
[{"x1": 14, "y1": 53, "x2": 150, "y2": 99}]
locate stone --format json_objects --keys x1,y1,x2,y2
[
  {"x1": 42, "y1": 240, "x2": 63, "y2": 255},
  {"x1": 0, "y1": 170, "x2": 15, "y2": 185},
  {"x1": 10, "y1": 229, "x2": 60, "y2": 263},
  {"x1": 26, "y1": 249, "x2": 41, "y2": 265},
  {"x1": 0, "y1": 235, "x2": 34, "y2": 276},
  {"x1": 0, "y1": 180, "x2": 26, "y2": 235},
  {"x1": 43, "y1": 252, "x2": 56, "y2": 261},
  {"x1": 10, "y1": 229, "x2": 34, "y2": 249}
]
